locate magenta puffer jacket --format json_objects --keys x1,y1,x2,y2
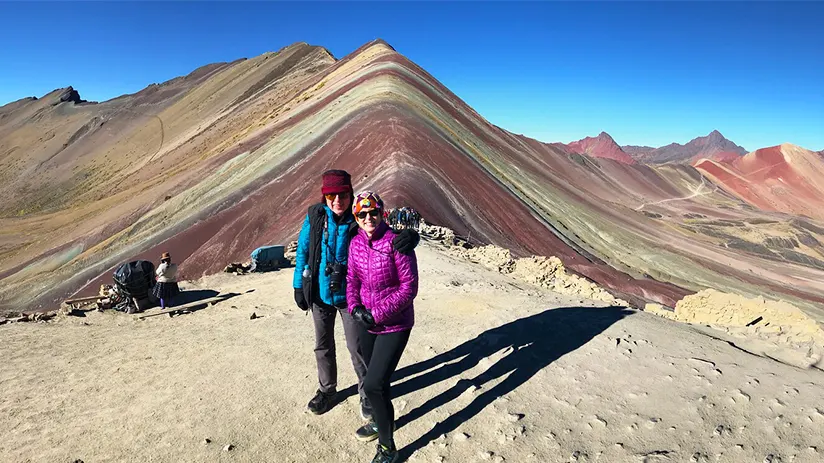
[{"x1": 347, "y1": 221, "x2": 418, "y2": 334}]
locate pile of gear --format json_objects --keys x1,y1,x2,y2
[
  {"x1": 110, "y1": 260, "x2": 157, "y2": 313},
  {"x1": 224, "y1": 245, "x2": 296, "y2": 275}
]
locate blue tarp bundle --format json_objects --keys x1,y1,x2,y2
[{"x1": 250, "y1": 245, "x2": 285, "y2": 272}]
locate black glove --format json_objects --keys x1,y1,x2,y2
[
  {"x1": 351, "y1": 305, "x2": 376, "y2": 329},
  {"x1": 392, "y1": 228, "x2": 420, "y2": 255},
  {"x1": 294, "y1": 288, "x2": 309, "y2": 311}
]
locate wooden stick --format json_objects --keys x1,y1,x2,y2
[
  {"x1": 63, "y1": 295, "x2": 103, "y2": 304},
  {"x1": 136, "y1": 295, "x2": 230, "y2": 319}
]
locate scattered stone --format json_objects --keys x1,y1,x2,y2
[
  {"x1": 479, "y1": 450, "x2": 494, "y2": 460},
  {"x1": 506, "y1": 412, "x2": 524, "y2": 422},
  {"x1": 454, "y1": 432, "x2": 470, "y2": 441},
  {"x1": 203, "y1": 438, "x2": 211, "y2": 445},
  {"x1": 424, "y1": 223, "x2": 627, "y2": 305},
  {"x1": 224, "y1": 444, "x2": 234, "y2": 452},
  {"x1": 645, "y1": 417, "x2": 661, "y2": 429}
]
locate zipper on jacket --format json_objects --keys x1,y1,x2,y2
[{"x1": 366, "y1": 238, "x2": 372, "y2": 311}]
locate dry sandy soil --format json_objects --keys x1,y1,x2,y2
[{"x1": 2, "y1": 242, "x2": 824, "y2": 463}]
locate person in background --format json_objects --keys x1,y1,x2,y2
[
  {"x1": 153, "y1": 252, "x2": 179, "y2": 309},
  {"x1": 347, "y1": 191, "x2": 419, "y2": 463},
  {"x1": 293, "y1": 170, "x2": 420, "y2": 421}
]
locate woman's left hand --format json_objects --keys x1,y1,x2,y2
[{"x1": 351, "y1": 305, "x2": 376, "y2": 329}]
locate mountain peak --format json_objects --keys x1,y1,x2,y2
[
  {"x1": 53, "y1": 86, "x2": 86, "y2": 105},
  {"x1": 701, "y1": 130, "x2": 728, "y2": 145},
  {"x1": 566, "y1": 132, "x2": 634, "y2": 164},
  {"x1": 632, "y1": 131, "x2": 747, "y2": 164}
]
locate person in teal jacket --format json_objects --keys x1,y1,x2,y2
[{"x1": 293, "y1": 169, "x2": 419, "y2": 419}]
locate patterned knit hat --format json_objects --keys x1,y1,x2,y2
[{"x1": 352, "y1": 190, "x2": 384, "y2": 215}]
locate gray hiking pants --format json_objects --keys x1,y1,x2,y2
[{"x1": 312, "y1": 304, "x2": 368, "y2": 400}]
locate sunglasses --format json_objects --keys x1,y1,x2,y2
[
  {"x1": 324, "y1": 192, "x2": 350, "y2": 201},
  {"x1": 356, "y1": 209, "x2": 382, "y2": 219}
]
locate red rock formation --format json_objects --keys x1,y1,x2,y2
[{"x1": 566, "y1": 132, "x2": 636, "y2": 164}]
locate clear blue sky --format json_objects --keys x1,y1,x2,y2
[{"x1": 1, "y1": 1, "x2": 822, "y2": 151}]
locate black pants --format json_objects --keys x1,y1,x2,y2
[{"x1": 361, "y1": 327, "x2": 411, "y2": 447}]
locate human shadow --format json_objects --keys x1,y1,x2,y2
[
  {"x1": 171, "y1": 289, "x2": 220, "y2": 306},
  {"x1": 391, "y1": 305, "x2": 633, "y2": 461}
]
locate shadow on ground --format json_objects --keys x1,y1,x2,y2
[
  {"x1": 387, "y1": 305, "x2": 634, "y2": 460},
  {"x1": 172, "y1": 289, "x2": 220, "y2": 306}
]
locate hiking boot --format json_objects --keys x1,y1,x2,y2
[
  {"x1": 308, "y1": 389, "x2": 335, "y2": 415},
  {"x1": 360, "y1": 397, "x2": 373, "y2": 421},
  {"x1": 356, "y1": 421, "x2": 379, "y2": 442},
  {"x1": 356, "y1": 421, "x2": 396, "y2": 442},
  {"x1": 371, "y1": 442, "x2": 398, "y2": 463}
]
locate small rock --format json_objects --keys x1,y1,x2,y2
[
  {"x1": 479, "y1": 450, "x2": 494, "y2": 460},
  {"x1": 203, "y1": 438, "x2": 211, "y2": 445},
  {"x1": 714, "y1": 425, "x2": 731, "y2": 436},
  {"x1": 454, "y1": 432, "x2": 470, "y2": 441},
  {"x1": 506, "y1": 412, "x2": 524, "y2": 422},
  {"x1": 250, "y1": 312, "x2": 259, "y2": 319},
  {"x1": 224, "y1": 444, "x2": 235, "y2": 452}
]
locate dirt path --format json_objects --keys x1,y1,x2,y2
[{"x1": 2, "y1": 244, "x2": 823, "y2": 462}]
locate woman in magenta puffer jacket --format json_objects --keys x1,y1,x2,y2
[{"x1": 347, "y1": 191, "x2": 418, "y2": 463}]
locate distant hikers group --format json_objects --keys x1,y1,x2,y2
[
  {"x1": 387, "y1": 206, "x2": 422, "y2": 231},
  {"x1": 293, "y1": 169, "x2": 420, "y2": 463}
]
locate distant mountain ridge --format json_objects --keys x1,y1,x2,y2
[
  {"x1": 622, "y1": 130, "x2": 748, "y2": 164},
  {"x1": 564, "y1": 130, "x2": 748, "y2": 166}
]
